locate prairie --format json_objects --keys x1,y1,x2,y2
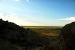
[{"x1": 23, "y1": 26, "x2": 62, "y2": 50}]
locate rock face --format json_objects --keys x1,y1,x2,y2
[
  {"x1": 0, "y1": 19, "x2": 50, "y2": 50},
  {"x1": 61, "y1": 22, "x2": 75, "y2": 50}
]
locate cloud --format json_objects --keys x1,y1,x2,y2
[
  {"x1": 57, "y1": 17, "x2": 75, "y2": 26},
  {"x1": 59, "y1": 17, "x2": 75, "y2": 21}
]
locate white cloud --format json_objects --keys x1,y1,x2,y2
[
  {"x1": 59, "y1": 17, "x2": 75, "y2": 21},
  {"x1": 58, "y1": 17, "x2": 75, "y2": 25}
]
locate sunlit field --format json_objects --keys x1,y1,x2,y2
[
  {"x1": 23, "y1": 26, "x2": 61, "y2": 36},
  {"x1": 23, "y1": 26, "x2": 63, "y2": 50}
]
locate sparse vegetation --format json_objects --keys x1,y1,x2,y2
[
  {"x1": 23, "y1": 26, "x2": 62, "y2": 50},
  {"x1": 60, "y1": 22, "x2": 75, "y2": 50},
  {"x1": 2, "y1": 19, "x2": 73, "y2": 50},
  {"x1": 0, "y1": 19, "x2": 62, "y2": 50}
]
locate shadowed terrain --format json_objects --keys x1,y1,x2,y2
[
  {"x1": 0, "y1": 19, "x2": 53, "y2": 50},
  {"x1": 1, "y1": 19, "x2": 75, "y2": 50},
  {"x1": 60, "y1": 22, "x2": 75, "y2": 50}
]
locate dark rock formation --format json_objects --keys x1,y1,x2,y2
[
  {"x1": 0, "y1": 19, "x2": 50, "y2": 50},
  {"x1": 61, "y1": 22, "x2": 75, "y2": 50}
]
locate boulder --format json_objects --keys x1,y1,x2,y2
[{"x1": 61, "y1": 22, "x2": 75, "y2": 50}]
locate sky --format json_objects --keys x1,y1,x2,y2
[{"x1": 0, "y1": 0, "x2": 75, "y2": 26}]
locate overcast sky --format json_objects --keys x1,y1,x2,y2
[{"x1": 0, "y1": 0, "x2": 75, "y2": 26}]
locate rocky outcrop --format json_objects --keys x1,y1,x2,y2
[
  {"x1": 0, "y1": 19, "x2": 50, "y2": 50},
  {"x1": 61, "y1": 22, "x2": 75, "y2": 50}
]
